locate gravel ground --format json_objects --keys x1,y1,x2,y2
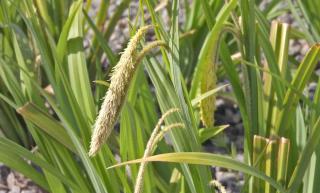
[{"x1": 0, "y1": 164, "x2": 45, "y2": 193}]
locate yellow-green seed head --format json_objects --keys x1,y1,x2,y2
[{"x1": 89, "y1": 25, "x2": 153, "y2": 156}]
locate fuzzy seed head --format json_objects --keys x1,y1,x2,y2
[
  {"x1": 89, "y1": 25, "x2": 153, "y2": 156},
  {"x1": 200, "y1": 60, "x2": 216, "y2": 128},
  {"x1": 134, "y1": 109, "x2": 181, "y2": 193}
]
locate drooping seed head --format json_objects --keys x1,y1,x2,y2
[
  {"x1": 89, "y1": 25, "x2": 153, "y2": 156},
  {"x1": 134, "y1": 108, "x2": 182, "y2": 193},
  {"x1": 200, "y1": 60, "x2": 216, "y2": 128}
]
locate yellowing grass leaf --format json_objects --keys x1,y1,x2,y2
[
  {"x1": 108, "y1": 152, "x2": 285, "y2": 192},
  {"x1": 275, "y1": 43, "x2": 320, "y2": 134}
]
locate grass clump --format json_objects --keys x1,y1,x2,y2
[{"x1": 2, "y1": 0, "x2": 320, "y2": 193}]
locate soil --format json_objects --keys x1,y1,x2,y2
[{"x1": 0, "y1": 164, "x2": 46, "y2": 193}]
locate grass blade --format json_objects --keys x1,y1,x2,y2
[{"x1": 108, "y1": 152, "x2": 285, "y2": 192}]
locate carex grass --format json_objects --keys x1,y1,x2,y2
[
  {"x1": 89, "y1": 25, "x2": 166, "y2": 156},
  {"x1": 1, "y1": 0, "x2": 320, "y2": 193}
]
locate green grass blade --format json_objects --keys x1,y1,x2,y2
[
  {"x1": 199, "y1": 0, "x2": 214, "y2": 28},
  {"x1": 275, "y1": 44, "x2": 320, "y2": 134},
  {"x1": 287, "y1": 116, "x2": 320, "y2": 193},
  {"x1": 0, "y1": 149, "x2": 49, "y2": 191},
  {"x1": 0, "y1": 137, "x2": 81, "y2": 191},
  {"x1": 17, "y1": 102, "x2": 76, "y2": 153},
  {"x1": 83, "y1": 10, "x2": 117, "y2": 66},
  {"x1": 191, "y1": 84, "x2": 228, "y2": 106},
  {"x1": 56, "y1": 1, "x2": 82, "y2": 64},
  {"x1": 67, "y1": 2, "x2": 96, "y2": 122},
  {"x1": 239, "y1": 0, "x2": 259, "y2": 157},
  {"x1": 199, "y1": 125, "x2": 229, "y2": 143}
]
